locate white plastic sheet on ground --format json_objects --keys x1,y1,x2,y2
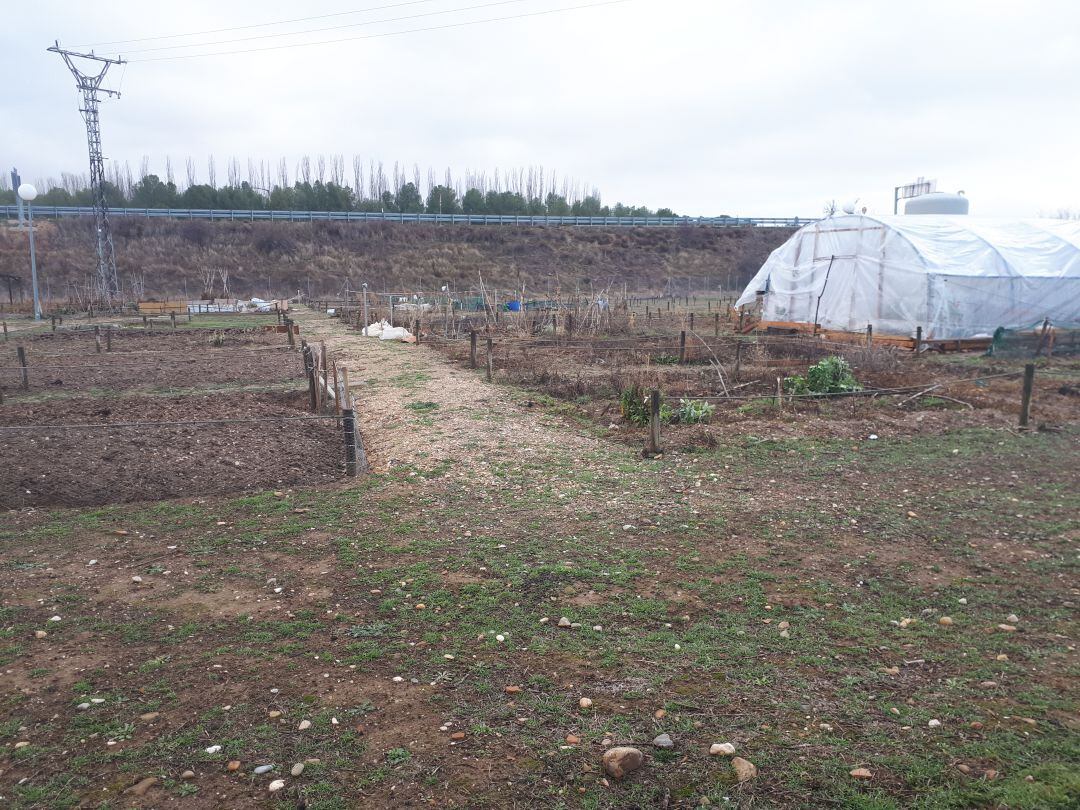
[
  {"x1": 363, "y1": 320, "x2": 389, "y2": 337},
  {"x1": 736, "y1": 215, "x2": 1080, "y2": 339}
]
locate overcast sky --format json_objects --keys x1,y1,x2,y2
[{"x1": 4, "y1": 0, "x2": 1079, "y2": 217}]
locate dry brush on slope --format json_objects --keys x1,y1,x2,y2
[{"x1": 0, "y1": 217, "x2": 792, "y2": 302}]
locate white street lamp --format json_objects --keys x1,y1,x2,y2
[{"x1": 17, "y1": 183, "x2": 42, "y2": 321}]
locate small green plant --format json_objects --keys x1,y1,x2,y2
[
  {"x1": 619, "y1": 386, "x2": 651, "y2": 426},
  {"x1": 784, "y1": 356, "x2": 861, "y2": 395},
  {"x1": 385, "y1": 747, "x2": 412, "y2": 765},
  {"x1": 210, "y1": 331, "x2": 225, "y2": 348},
  {"x1": 669, "y1": 398, "x2": 715, "y2": 424},
  {"x1": 405, "y1": 401, "x2": 439, "y2": 413},
  {"x1": 654, "y1": 354, "x2": 680, "y2": 366}
]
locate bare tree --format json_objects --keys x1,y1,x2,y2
[
  {"x1": 165, "y1": 156, "x2": 174, "y2": 186},
  {"x1": 352, "y1": 154, "x2": 364, "y2": 198},
  {"x1": 277, "y1": 157, "x2": 289, "y2": 188},
  {"x1": 315, "y1": 154, "x2": 326, "y2": 184},
  {"x1": 207, "y1": 155, "x2": 217, "y2": 188},
  {"x1": 823, "y1": 199, "x2": 839, "y2": 217},
  {"x1": 298, "y1": 155, "x2": 311, "y2": 185},
  {"x1": 330, "y1": 154, "x2": 344, "y2": 186},
  {"x1": 186, "y1": 157, "x2": 197, "y2": 188},
  {"x1": 227, "y1": 157, "x2": 240, "y2": 187},
  {"x1": 139, "y1": 155, "x2": 150, "y2": 179}
]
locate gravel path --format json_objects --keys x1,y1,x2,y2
[{"x1": 290, "y1": 310, "x2": 604, "y2": 480}]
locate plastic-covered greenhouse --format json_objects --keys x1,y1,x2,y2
[{"x1": 736, "y1": 215, "x2": 1080, "y2": 339}]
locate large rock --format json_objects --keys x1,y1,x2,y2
[{"x1": 602, "y1": 746, "x2": 645, "y2": 779}]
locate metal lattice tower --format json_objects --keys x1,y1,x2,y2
[{"x1": 48, "y1": 42, "x2": 126, "y2": 305}]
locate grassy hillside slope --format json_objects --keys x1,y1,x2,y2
[{"x1": 0, "y1": 217, "x2": 792, "y2": 300}]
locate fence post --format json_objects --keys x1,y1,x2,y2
[
  {"x1": 17, "y1": 345, "x2": 29, "y2": 389},
  {"x1": 866, "y1": 324, "x2": 873, "y2": 347},
  {"x1": 645, "y1": 389, "x2": 661, "y2": 456},
  {"x1": 737, "y1": 307, "x2": 745, "y2": 332},
  {"x1": 342, "y1": 408, "x2": 358, "y2": 476},
  {"x1": 470, "y1": 330, "x2": 477, "y2": 368},
  {"x1": 95, "y1": 326, "x2": 102, "y2": 354},
  {"x1": 1019, "y1": 363, "x2": 1035, "y2": 428},
  {"x1": 689, "y1": 312, "x2": 694, "y2": 332},
  {"x1": 679, "y1": 330, "x2": 687, "y2": 364},
  {"x1": 303, "y1": 345, "x2": 317, "y2": 413},
  {"x1": 733, "y1": 340, "x2": 743, "y2": 382},
  {"x1": 915, "y1": 326, "x2": 923, "y2": 355},
  {"x1": 51, "y1": 315, "x2": 56, "y2": 332},
  {"x1": 285, "y1": 318, "x2": 295, "y2": 349},
  {"x1": 714, "y1": 312, "x2": 720, "y2": 338},
  {"x1": 486, "y1": 338, "x2": 493, "y2": 382},
  {"x1": 171, "y1": 312, "x2": 177, "y2": 329},
  {"x1": 414, "y1": 318, "x2": 421, "y2": 344}
]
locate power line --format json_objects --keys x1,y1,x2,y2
[
  {"x1": 133, "y1": 0, "x2": 632, "y2": 62},
  {"x1": 122, "y1": 0, "x2": 532, "y2": 55},
  {"x1": 78, "y1": 0, "x2": 441, "y2": 48}
]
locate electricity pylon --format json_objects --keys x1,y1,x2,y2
[{"x1": 48, "y1": 41, "x2": 126, "y2": 306}]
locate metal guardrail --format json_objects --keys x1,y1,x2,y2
[{"x1": 1, "y1": 205, "x2": 811, "y2": 229}]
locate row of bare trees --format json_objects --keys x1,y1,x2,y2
[{"x1": 21, "y1": 155, "x2": 603, "y2": 210}]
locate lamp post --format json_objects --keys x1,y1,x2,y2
[{"x1": 17, "y1": 183, "x2": 42, "y2": 320}]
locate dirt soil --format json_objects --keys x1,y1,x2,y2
[
  {"x1": 2, "y1": 328, "x2": 301, "y2": 398},
  {"x1": 0, "y1": 310, "x2": 1076, "y2": 810},
  {"x1": 0, "y1": 390, "x2": 342, "y2": 508}
]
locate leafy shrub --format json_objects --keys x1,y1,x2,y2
[
  {"x1": 619, "y1": 385, "x2": 651, "y2": 426},
  {"x1": 654, "y1": 354, "x2": 680, "y2": 366},
  {"x1": 784, "y1": 356, "x2": 861, "y2": 395}
]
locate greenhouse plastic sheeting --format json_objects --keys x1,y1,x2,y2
[{"x1": 736, "y1": 215, "x2": 1080, "y2": 339}]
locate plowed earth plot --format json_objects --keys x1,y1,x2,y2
[{"x1": 0, "y1": 327, "x2": 342, "y2": 508}]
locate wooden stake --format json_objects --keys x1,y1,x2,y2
[
  {"x1": 332, "y1": 361, "x2": 342, "y2": 416},
  {"x1": 714, "y1": 312, "x2": 720, "y2": 338},
  {"x1": 486, "y1": 338, "x2": 493, "y2": 382},
  {"x1": 679, "y1": 330, "x2": 687, "y2": 364},
  {"x1": 95, "y1": 326, "x2": 102, "y2": 354},
  {"x1": 1019, "y1": 363, "x2": 1035, "y2": 428},
  {"x1": 733, "y1": 340, "x2": 743, "y2": 382},
  {"x1": 866, "y1": 323, "x2": 873, "y2": 347},
  {"x1": 775, "y1": 376, "x2": 783, "y2": 409},
  {"x1": 106, "y1": 327, "x2": 113, "y2": 352},
  {"x1": 470, "y1": 330, "x2": 477, "y2": 368},
  {"x1": 17, "y1": 345, "x2": 29, "y2": 389},
  {"x1": 645, "y1": 388, "x2": 662, "y2": 456},
  {"x1": 915, "y1": 326, "x2": 923, "y2": 355},
  {"x1": 171, "y1": 312, "x2": 177, "y2": 329}
]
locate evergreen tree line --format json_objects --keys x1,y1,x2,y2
[{"x1": 0, "y1": 156, "x2": 676, "y2": 218}]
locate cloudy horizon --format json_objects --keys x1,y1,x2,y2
[{"x1": 4, "y1": 0, "x2": 1079, "y2": 218}]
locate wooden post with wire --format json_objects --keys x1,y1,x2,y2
[
  {"x1": 302, "y1": 344, "x2": 317, "y2": 413},
  {"x1": 106, "y1": 326, "x2": 113, "y2": 352},
  {"x1": 1019, "y1": 363, "x2": 1035, "y2": 428},
  {"x1": 171, "y1": 312, "x2": 177, "y2": 329},
  {"x1": 486, "y1": 338, "x2": 493, "y2": 382},
  {"x1": 342, "y1": 404, "x2": 359, "y2": 476},
  {"x1": 714, "y1": 312, "x2": 720, "y2": 338},
  {"x1": 17, "y1": 345, "x2": 29, "y2": 389},
  {"x1": 679, "y1": 330, "x2": 687, "y2": 364},
  {"x1": 866, "y1": 324, "x2": 873, "y2": 347},
  {"x1": 470, "y1": 330, "x2": 477, "y2": 368},
  {"x1": 644, "y1": 388, "x2": 662, "y2": 457},
  {"x1": 94, "y1": 326, "x2": 102, "y2": 354}
]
